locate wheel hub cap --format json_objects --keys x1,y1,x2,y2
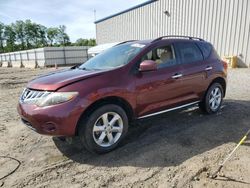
[
  {"x1": 209, "y1": 87, "x2": 222, "y2": 111},
  {"x1": 92, "y1": 112, "x2": 123, "y2": 147}
]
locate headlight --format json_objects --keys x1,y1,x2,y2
[{"x1": 37, "y1": 92, "x2": 78, "y2": 107}]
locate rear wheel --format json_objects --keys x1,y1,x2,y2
[
  {"x1": 78, "y1": 104, "x2": 128, "y2": 154},
  {"x1": 199, "y1": 83, "x2": 223, "y2": 114}
]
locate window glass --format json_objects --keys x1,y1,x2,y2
[
  {"x1": 213, "y1": 47, "x2": 221, "y2": 59},
  {"x1": 79, "y1": 43, "x2": 144, "y2": 70},
  {"x1": 197, "y1": 42, "x2": 212, "y2": 59},
  {"x1": 141, "y1": 45, "x2": 177, "y2": 68},
  {"x1": 175, "y1": 42, "x2": 203, "y2": 64},
  {"x1": 141, "y1": 51, "x2": 152, "y2": 61}
]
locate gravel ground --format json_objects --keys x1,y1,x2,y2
[{"x1": 0, "y1": 67, "x2": 250, "y2": 188}]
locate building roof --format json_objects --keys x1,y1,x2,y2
[{"x1": 94, "y1": 0, "x2": 158, "y2": 24}]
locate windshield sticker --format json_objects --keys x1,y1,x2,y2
[{"x1": 131, "y1": 43, "x2": 145, "y2": 48}]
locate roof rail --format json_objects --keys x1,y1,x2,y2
[
  {"x1": 151, "y1": 35, "x2": 204, "y2": 43},
  {"x1": 115, "y1": 40, "x2": 137, "y2": 46}
]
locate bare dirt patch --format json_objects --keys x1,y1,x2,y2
[{"x1": 0, "y1": 67, "x2": 250, "y2": 188}]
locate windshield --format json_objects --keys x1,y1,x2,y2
[{"x1": 79, "y1": 43, "x2": 145, "y2": 70}]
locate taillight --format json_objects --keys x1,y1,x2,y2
[{"x1": 221, "y1": 60, "x2": 228, "y2": 71}]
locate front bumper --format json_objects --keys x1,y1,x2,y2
[{"x1": 17, "y1": 100, "x2": 83, "y2": 136}]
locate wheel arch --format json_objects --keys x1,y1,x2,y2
[
  {"x1": 75, "y1": 96, "x2": 135, "y2": 135},
  {"x1": 208, "y1": 77, "x2": 227, "y2": 97}
]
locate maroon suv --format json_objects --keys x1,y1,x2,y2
[{"x1": 18, "y1": 36, "x2": 227, "y2": 153}]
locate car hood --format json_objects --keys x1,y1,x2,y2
[{"x1": 27, "y1": 68, "x2": 104, "y2": 91}]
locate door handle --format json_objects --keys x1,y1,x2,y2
[
  {"x1": 205, "y1": 66, "x2": 213, "y2": 71},
  {"x1": 172, "y1": 73, "x2": 183, "y2": 79}
]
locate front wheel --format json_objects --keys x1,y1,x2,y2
[
  {"x1": 199, "y1": 83, "x2": 224, "y2": 114},
  {"x1": 78, "y1": 104, "x2": 128, "y2": 154}
]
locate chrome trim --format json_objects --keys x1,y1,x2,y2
[
  {"x1": 205, "y1": 66, "x2": 213, "y2": 71},
  {"x1": 20, "y1": 88, "x2": 51, "y2": 104},
  {"x1": 137, "y1": 101, "x2": 200, "y2": 119},
  {"x1": 171, "y1": 74, "x2": 183, "y2": 79}
]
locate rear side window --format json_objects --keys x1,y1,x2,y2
[
  {"x1": 175, "y1": 42, "x2": 203, "y2": 64},
  {"x1": 197, "y1": 42, "x2": 212, "y2": 59},
  {"x1": 212, "y1": 46, "x2": 221, "y2": 59}
]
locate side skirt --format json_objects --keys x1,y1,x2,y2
[{"x1": 137, "y1": 101, "x2": 200, "y2": 119}]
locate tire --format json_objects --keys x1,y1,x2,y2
[
  {"x1": 78, "y1": 104, "x2": 128, "y2": 154},
  {"x1": 199, "y1": 83, "x2": 224, "y2": 114}
]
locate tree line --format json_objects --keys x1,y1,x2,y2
[{"x1": 0, "y1": 20, "x2": 96, "y2": 53}]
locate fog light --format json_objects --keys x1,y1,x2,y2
[{"x1": 42, "y1": 123, "x2": 56, "y2": 132}]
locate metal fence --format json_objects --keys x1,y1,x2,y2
[{"x1": 0, "y1": 46, "x2": 90, "y2": 68}]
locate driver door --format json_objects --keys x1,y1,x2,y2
[{"x1": 135, "y1": 43, "x2": 184, "y2": 118}]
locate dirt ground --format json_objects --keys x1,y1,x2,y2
[{"x1": 0, "y1": 67, "x2": 250, "y2": 188}]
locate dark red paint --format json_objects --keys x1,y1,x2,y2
[
  {"x1": 139, "y1": 60, "x2": 157, "y2": 72},
  {"x1": 17, "y1": 38, "x2": 227, "y2": 136}
]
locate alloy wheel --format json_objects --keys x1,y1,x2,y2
[
  {"x1": 92, "y1": 112, "x2": 123, "y2": 147},
  {"x1": 209, "y1": 87, "x2": 222, "y2": 111}
]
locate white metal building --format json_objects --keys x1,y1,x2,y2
[{"x1": 95, "y1": 0, "x2": 250, "y2": 66}]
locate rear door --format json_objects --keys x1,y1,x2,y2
[{"x1": 174, "y1": 41, "x2": 209, "y2": 102}]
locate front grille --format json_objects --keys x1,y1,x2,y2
[{"x1": 20, "y1": 88, "x2": 51, "y2": 104}]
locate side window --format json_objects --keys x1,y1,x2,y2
[
  {"x1": 197, "y1": 42, "x2": 212, "y2": 59},
  {"x1": 141, "y1": 51, "x2": 152, "y2": 61},
  {"x1": 141, "y1": 45, "x2": 177, "y2": 69},
  {"x1": 175, "y1": 42, "x2": 203, "y2": 64}
]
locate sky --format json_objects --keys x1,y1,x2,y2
[{"x1": 0, "y1": 0, "x2": 147, "y2": 42}]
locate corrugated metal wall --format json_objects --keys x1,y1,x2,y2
[
  {"x1": 44, "y1": 46, "x2": 89, "y2": 66},
  {"x1": 0, "y1": 46, "x2": 89, "y2": 68},
  {"x1": 0, "y1": 48, "x2": 45, "y2": 68},
  {"x1": 96, "y1": 0, "x2": 250, "y2": 66}
]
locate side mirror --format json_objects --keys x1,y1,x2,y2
[{"x1": 139, "y1": 60, "x2": 157, "y2": 72}]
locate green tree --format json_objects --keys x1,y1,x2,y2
[
  {"x1": 75, "y1": 38, "x2": 96, "y2": 46},
  {"x1": 75, "y1": 38, "x2": 88, "y2": 46},
  {"x1": 24, "y1": 20, "x2": 46, "y2": 48},
  {"x1": 0, "y1": 19, "x2": 93, "y2": 53},
  {"x1": 36, "y1": 24, "x2": 47, "y2": 47},
  {"x1": 88, "y1": 38, "x2": 96, "y2": 46},
  {"x1": 24, "y1": 19, "x2": 36, "y2": 48},
  {"x1": 47, "y1": 27, "x2": 59, "y2": 46},
  {"x1": 0, "y1": 22, "x2": 5, "y2": 53},
  {"x1": 13, "y1": 20, "x2": 26, "y2": 50},
  {"x1": 4, "y1": 24, "x2": 16, "y2": 52},
  {"x1": 57, "y1": 25, "x2": 70, "y2": 46}
]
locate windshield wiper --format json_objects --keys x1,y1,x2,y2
[
  {"x1": 70, "y1": 65, "x2": 87, "y2": 70},
  {"x1": 70, "y1": 64, "x2": 80, "y2": 69},
  {"x1": 78, "y1": 67, "x2": 86, "y2": 70}
]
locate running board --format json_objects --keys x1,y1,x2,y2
[{"x1": 137, "y1": 101, "x2": 200, "y2": 119}]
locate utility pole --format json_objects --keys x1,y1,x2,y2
[{"x1": 94, "y1": 9, "x2": 96, "y2": 22}]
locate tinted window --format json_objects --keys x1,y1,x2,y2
[
  {"x1": 175, "y1": 42, "x2": 203, "y2": 64},
  {"x1": 213, "y1": 47, "x2": 221, "y2": 59},
  {"x1": 141, "y1": 45, "x2": 177, "y2": 69},
  {"x1": 197, "y1": 42, "x2": 212, "y2": 59}
]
